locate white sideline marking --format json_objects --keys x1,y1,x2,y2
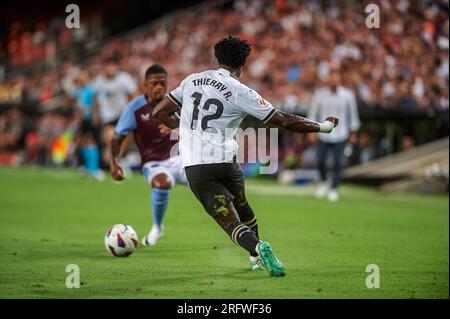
[{"x1": 246, "y1": 184, "x2": 315, "y2": 196}]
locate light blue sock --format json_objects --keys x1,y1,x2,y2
[
  {"x1": 152, "y1": 188, "x2": 170, "y2": 227},
  {"x1": 80, "y1": 145, "x2": 100, "y2": 173}
]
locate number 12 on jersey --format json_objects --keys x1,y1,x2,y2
[{"x1": 191, "y1": 92, "x2": 224, "y2": 131}]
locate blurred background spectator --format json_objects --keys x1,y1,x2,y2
[{"x1": 308, "y1": 70, "x2": 361, "y2": 201}]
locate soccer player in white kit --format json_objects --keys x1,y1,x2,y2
[{"x1": 153, "y1": 36, "x2": 339, "y2": 277}]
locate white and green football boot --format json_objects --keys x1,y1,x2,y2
[
  {"x1": 256, "y1": 241, "x2": 286, "y2": 277},
  {"x1": 249, "y1": 255, "x2": 264, "y2": 271}
]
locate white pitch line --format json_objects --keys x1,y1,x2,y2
[{"x1": 246, "y1": 184, "x2": 316, "y2": 196}]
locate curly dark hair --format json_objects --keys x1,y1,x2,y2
[
  {"x1": 214, "y1": 36, "x2": 252, "y2": 68},
  {"x1": 145, "y1": 64, "x2": 167, "y2": 80}
]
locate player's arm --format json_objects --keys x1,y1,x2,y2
[
  {"x1": 110, "y1": 105, "x2": 137, "y2": 181},
  {"x1": 236, "y1": 86, "x2": 338, "y2": 133},
  {"x1": 110, "y1": 133, "x2": 126, "y2": 181},
  {"x1": 267, "y1": 110, "x2": 339, "y2": 133},
  {"x1": 154, "y1": 77, "x2": 186, "y2": 129},
  {"x1": 153, "y1": 96, "x2": 180, "y2": 129}
]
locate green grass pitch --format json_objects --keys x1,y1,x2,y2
[{"x1": 0, "y1": 167, "x2": 448, "y2": 298}]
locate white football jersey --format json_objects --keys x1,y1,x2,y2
[
  {"x1": 169, "y1": 68, "x2": 276, "y2": 167},
  {"x1": 94, "y1": 71, "x2": 137, "y2": 124}
]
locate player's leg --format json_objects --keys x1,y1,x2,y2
[
  {"x1": 78, "y1": 121, "x2": 103, "y2": 180},
  {"x1": 328, "y1": 140, "x2": 346, "y2": 202},
  {"x1": 236, "y1": 200, "x2": 264, "y2": 271},
  {"x1": 142, "y1": 162, "x2": 175, "y2": 246},
  {"x1": 226, "y1": 163, "x2": 284, "y2": 276},
  {"x1": 227, "y1": 164, "x2": 259, "y2": 237},
  {"x1": 225, "y1": 163, "x2": 262, "y2": 270},
  {"x1": 185, "y1": 164, "x2": 285, "y2": 277},
  {"x1": 81, "y1": 138, "x2": 103, "y2": 180},
  {"x1": 169, "y1": 155, "x2": 189, "y2": 186},
  {"x1": 315, "y1": 140, "x2": 329, "y2": 198},
  {"x1": 213, "y1": 199, "x2": 284, "y2": 277},
  {"x1": 185, "y1": 164, "x2": 260, "y2": 253}
]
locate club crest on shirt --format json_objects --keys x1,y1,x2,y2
[
  {"x1": 258, "y1": 98, "x2": 269, "y2": 108},
  {"x1": 141, "y1": 113, "x2": 150, "y2": 121}
]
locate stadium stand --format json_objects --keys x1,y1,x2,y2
[
  {"x1": 344, "y1": 137, "x2": 449, "y2": 192},
  {"x1": 0, "y1": 0, "x2": 448, "y2": 175}
]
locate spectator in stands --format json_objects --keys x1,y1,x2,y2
[
  {"x1": 281, "y1": 132, "x2": 303, "y2": 169},
  {"x1": 300, "y1": 134, "x2": 319, "y2": 169},
  {"x1": 32, "y1": 112, "x2": 65, "y2": 166},
  {"x1": 0, "y1": 0, "x2": 448, "y2": 171},
  {"x1": 2, "y1": 0, "x2": 448, "y2": 112},
  {"x1": 350, "y1": 132, "x2": 375, "y2": 165},
  {"x1": 401, "y1": 135, "x2": 416, "y2": 151},
  {"x1": 0, "y1": 108, "x2": 25, "y2": 165}
]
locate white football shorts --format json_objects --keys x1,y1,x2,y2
[{"x1": 142, "y1": 155, "x2": 187, "y2": 187}]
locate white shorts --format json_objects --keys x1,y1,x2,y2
[{"x1": 142, "y1": 155, "x2": 187, "y2": 187}]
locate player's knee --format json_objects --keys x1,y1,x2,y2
[
  {"x1": 210, "y1": 194, "x2": 233, "y2": 218},
  {"x1": 151, "y1": 173, "x2": 172, "y2": 189},
  {"x1": 209, "y1": 199, "x2": 240, "y2": 233}
]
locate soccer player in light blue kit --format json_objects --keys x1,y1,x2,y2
[
  {"x1": 72, "y1": 70, "x2": 104, "y2": 181},
  {"x1": 110, "y1": 64, "x2": 187, "y2": 246}
]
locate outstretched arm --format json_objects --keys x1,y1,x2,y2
[
  {"x1": 267, "y1": 110, "x2": 339, "y2": 133},
  {"x1": 153, "y1": 96, "x2": 180, "y2": 129},
  {"x1": 110, "y1": 105, "x2": 137, "y2": 181},
  {"x1": 110, "y1": 133, "x2": 127, "y2": 181}
]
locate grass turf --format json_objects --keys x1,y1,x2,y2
[{"x1": 0, "y1": 166, "x2": 448, "y2": 298}]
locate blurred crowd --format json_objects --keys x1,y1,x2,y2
[
  {"x1": 2, "y1": 12, "x2": 103, "y2": 68},
  {"x1": 0, "y1": 0, "x2": 448, "y2": 171}
]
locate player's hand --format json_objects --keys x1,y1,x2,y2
[
  {"x1": 158, "y1": 124, "x2": 172, "y2": 135},
  {"x1": 325, "y1": 117, "x2": 339, "y2": 128},
  {"x1": 319, "y1": 117, "x2": 339, "y2": 133},
  {"x1": 110, "y1": 163, "x2": 124, "y2": 181}
]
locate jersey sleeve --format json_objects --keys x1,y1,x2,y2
[
  {"x1": 168, "y1": 77, "x2": 188, "y2": 107},
  {"x1": 234, "y1": 85, "x2": 276, "y2": 123},
  {"x1": 115, "y1": 105, "x2": 137, "y2": 136}
]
